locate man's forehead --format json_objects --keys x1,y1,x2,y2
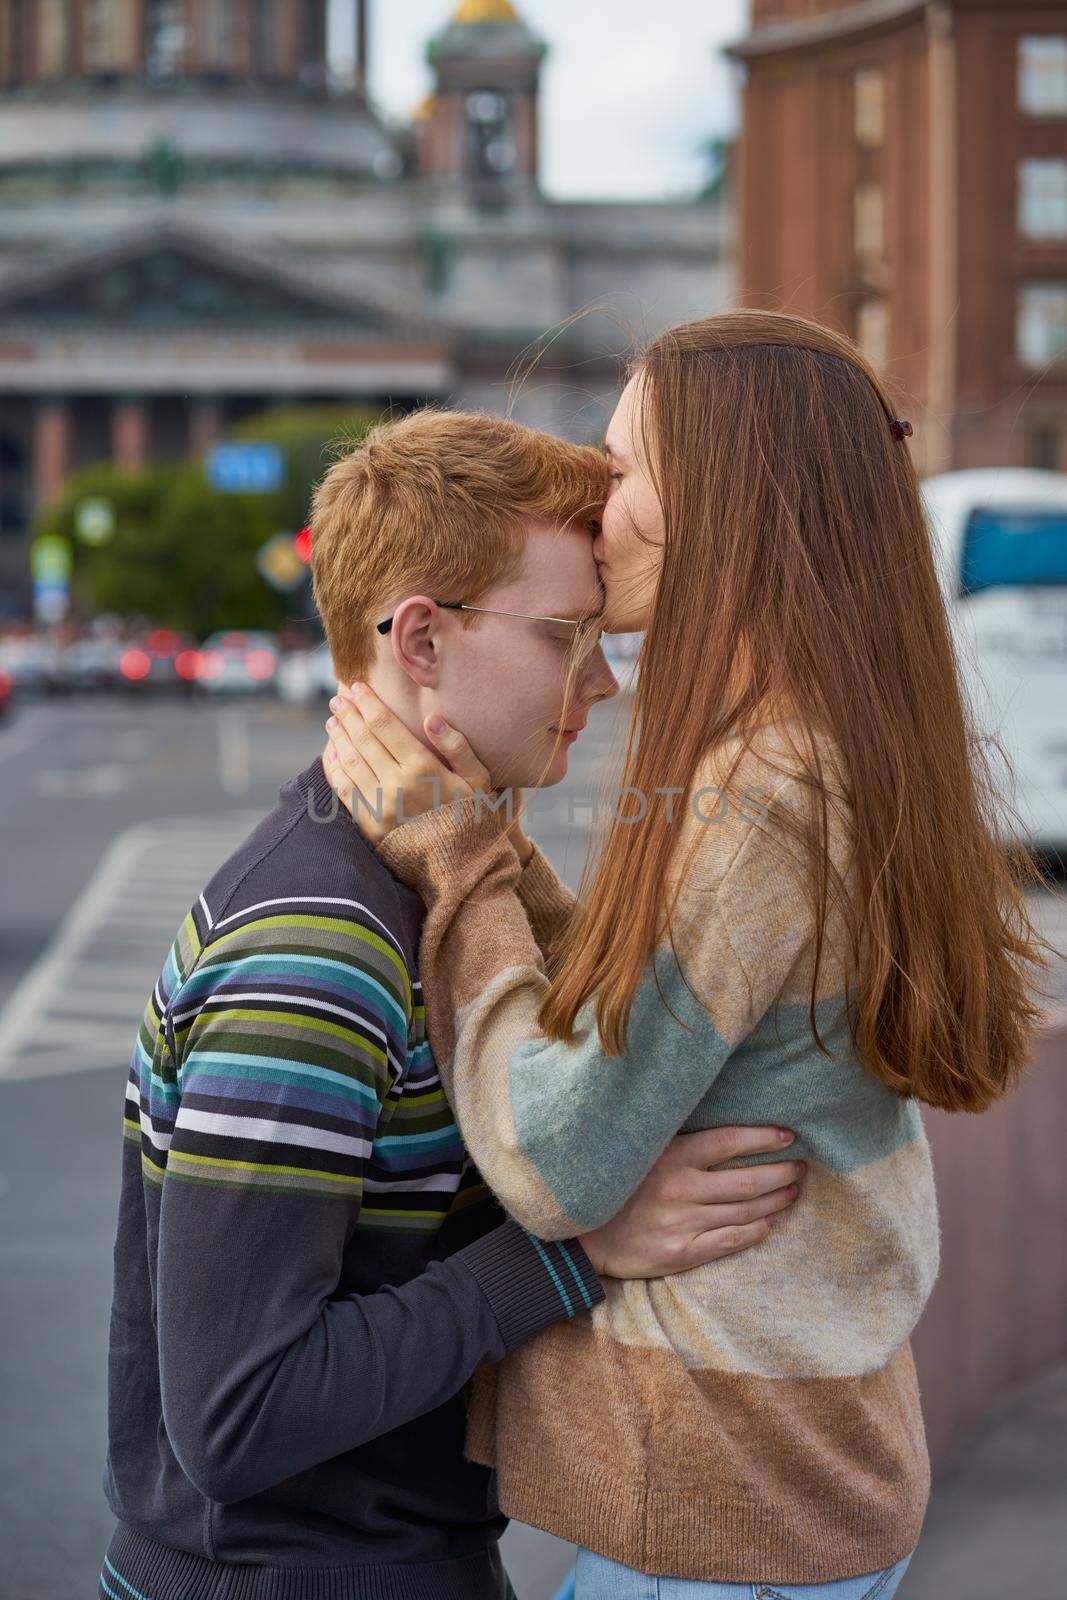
[
  {"x1": 537, "y1": 580, "x2": 607, "y2": 621},
  {"x1": 500, "y1": 520, "x2": 604, "y2": 613}
]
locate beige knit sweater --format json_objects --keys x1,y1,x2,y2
[{"x1": 377, "y1": 723, "x2": 938, "y2": 1583}]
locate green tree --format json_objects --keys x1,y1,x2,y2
[
  {"x1": 697, "y1": 134, "x2": 734, "y2": 202},
  {"x1": 226, "y1": 404, "x2": 384, "y2": 535},
  {"x1": 36, "y1": 462, "x2": 278, "y2": 634},
  {"x1": 33, "y1": 404, "x2": 385, "y2": 633}
]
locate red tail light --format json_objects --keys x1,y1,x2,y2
[
  {"x1": 175, "y1": 649, "x2": 201, "y2": 681},
  {"x1": 147, "y1": 628, "x2": 180, "y2": 657},
  {"x1": 245, "y1": 649, "x2": 277, "y2": 680},
  {"x1": 198, "y1": 650, "x2": 223, "y2": 680},
  {"x1": 120, "y1": 648, "x2": 151, "y2": 681}
]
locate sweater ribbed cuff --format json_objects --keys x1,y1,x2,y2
[
  {"x1": 377, "y1": 794, "x2": 520, "y2": 894},
  {"x1": 515, "y1": 842, "x2": 578, "y2": 950},
  {"x1": 458, "y1": 1220, "x2": 604, "y2": 1353}
]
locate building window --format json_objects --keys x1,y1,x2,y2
[
  {"x1": 1019, "y1": 158, "x2": 1067, "y2": 239},
  {"x1": 465, "y1": 90, "x2": 517, "y2": 180},
  {"x1": 84, "y1": 0, "x2": 135, "y2": 74},
  {"x1": 38, "y1": 0, "x2": 71, "y2": 78},
  {"x1": 1029, "y1": 425, "x2": 1062, "y2": 471},
  {"x1": 854, "y1": 67, "x2": 885, "y2": 147},
  {"x1": 1017, "y1": 283, "x2": 1067, "y2": 368},
  {"x1": 146, "y1": 0, "x2": 186, "y2": 81},
  {"x1": 853, "y1": 183, "x2": 884, "y2": 260},
  {"x1": 856, "y1": 299, "x2": 890, "y2": 369},
  {"x1": 1019, "y1": 36, "x2": 1067, "y2": 115}
]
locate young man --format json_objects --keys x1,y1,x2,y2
[{"x1": 99, "y1": 410, "x2": 803, "y2": 1600}]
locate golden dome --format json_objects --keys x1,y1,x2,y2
[{"x1": 451, "y1": 0, "x2": 521, "y2": 22}]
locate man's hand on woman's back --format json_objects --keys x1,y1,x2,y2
[{"x1": 579, "y1": 1126, "x2": 804, "y2": 1279}]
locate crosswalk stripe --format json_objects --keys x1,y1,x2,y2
[{"x1": 0, "y1": 812, "x2": 260, "y2": 1083}]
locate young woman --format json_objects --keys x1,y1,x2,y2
[{"x1": 320, "y1": 311, "x2": 1053, "y2": 1600}]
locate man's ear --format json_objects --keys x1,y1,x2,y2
[{"x1": 388, "y1": 596, "x2": 442, "y2": 689}]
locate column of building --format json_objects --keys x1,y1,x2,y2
[{"x1": 0, "y1": 0, "x2": 332, "y2": 87}]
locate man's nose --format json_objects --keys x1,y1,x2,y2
[{"x1": 584, "y1": 649, "x2": 620, "y2": 702}]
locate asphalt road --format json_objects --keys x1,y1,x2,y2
[{"x1": 1, "y1": 691, "x2": 1064, "y2": 1600}]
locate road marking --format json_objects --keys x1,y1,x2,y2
[
  {"x1": 0, "y1": 811, "x2": 259, "y2": 1083},
  {"x1": 218, "y1": 709, "x2": 251, "y2": 796},
  {"x1": 34, "y1": 763, "x2": 127, "y2": 798}
]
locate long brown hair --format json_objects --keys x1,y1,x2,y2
[{"x1": 537, "y1": 310, "x2": 1059, "y2": 1113}]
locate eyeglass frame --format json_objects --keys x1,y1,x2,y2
[{"x1": 375, "y1": 599, "x2": 605, "y2": 639}]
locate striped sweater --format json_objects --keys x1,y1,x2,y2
[
  {"x1": 99, "y1": 757, "x2": 603, "y2": 1600},
  {"x1": 376, "y1": 721, "x2": 940, "y2": 1585}
]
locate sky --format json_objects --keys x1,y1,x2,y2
[{"x1": 327, "y1": 0, "x2": 748, "y2": 200}]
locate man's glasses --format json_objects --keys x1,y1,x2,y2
[{"x1": 376, "y1": 600, "x2": 604, "y2": 649}]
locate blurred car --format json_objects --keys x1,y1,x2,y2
[
  {"x1": 198, "y1": 630, "x2": 280, "y2": 694},
  {"x1": 0, "y1": 633, "x2": 62, "y2": 694},
  {"x1": 56, "y1": 635, "x2": 125, "y2": 692},
  {"x1": 118, "y1": 627, "x2": 201, "y2": 693},
  {"x1": 0, "y1": 667, "x2": 13, "y2": 719},
  {"x1": 277, "y1": 642, "x2": 336, "y2": 706}
]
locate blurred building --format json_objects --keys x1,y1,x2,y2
[
  {"x1": 0, "y1": 0, "x2": 729, "y2": 610},
  {"x1": 729, "y1": 0, "x2": 1067, "y2": 476}
]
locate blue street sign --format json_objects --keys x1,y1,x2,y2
[
  {"x1": 34, "y1": 577, "x2": 70, "y2": 624},
  {"x1": 207, "y1": 443, "x2": 285, "y2": 494}
]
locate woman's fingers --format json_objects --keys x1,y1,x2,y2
[
  {"x1": 326, "y1": 690, "x2": 442, "y2": 824},
  {"x1": 693, "y1": 1184, "x2": 799, "y2": 1232},
  {"x1": 682, "y1": 1158, "x2": 805, "y2": 1210},
  {"x1": 423, "y1": 715, "x2": 491, "y2": 793},
  {"x1": 328, "y1": 692, "x2": 409, "y2": 793},
  {"x1": 327, "y1": 703, "x2": 391, "y2": 796},
  {"x1": 330, "y1": 686, "x2": 476, "y2": 814},
  {"x1": 666, "y1": 1126, "x2": 795, "y2": 1169},
  {"x1": 324, "y1": 734, "x2": 388, "y2": 838},
  {"x1": 325, "y1": 689, "x2": 480, "y2": 832},
  {"x1": 685, "y1": 1218, "x2": 777, "y2": 1267},
  {"x1": 339, "y1": 682, "x2": 450, "y2": 778}
]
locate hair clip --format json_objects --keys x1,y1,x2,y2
[{"x1": 890, "y1": 418, "x2": 914, "y2": 442}]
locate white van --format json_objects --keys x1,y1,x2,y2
[{"x1": 921, "y1": 469, "x2": 1067, "y2": 853}]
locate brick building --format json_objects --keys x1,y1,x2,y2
[{"x1": 728, "y1": 1, "x2": 1067, "y2": 475}]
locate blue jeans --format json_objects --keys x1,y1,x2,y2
[{"x1": 571, "y1": 1549, "x2": 914, "y2": 1600}]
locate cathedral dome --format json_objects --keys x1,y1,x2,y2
[
  {"x1": 0, "y1": 1, "x2": 404, "y2": 191},
  {"x1": 451, "y1": 0, "x2": 523, "y2": 21}
]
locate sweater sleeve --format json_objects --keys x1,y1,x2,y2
[
  {"x1": 377, "y1": 762, "x2": 818, "y2": 1240},
  {"x1": 151, "y1": 903, "x2": 602, "y2": 1506},
  {"x1": 514, "y1": 840, "x2": 578, "y2": 960}
]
